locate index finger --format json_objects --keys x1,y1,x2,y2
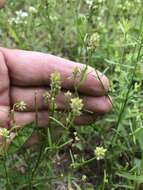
[{"x1": 0, "y1": 47, "x2": 109, "y2": 96}]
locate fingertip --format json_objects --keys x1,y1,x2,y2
[
  {"x1": 101, "y1": 73, "x2": 110, "y2": 92},
  {"x1": 93, "y1": 70, "x2": 110, "y2": 96},
  {"x1": 99, "y1": 96, "x2": 112, "y2": 113},
  {"x1": 79, "y1": 66, "x2": 110, "y2": 96},
  {"x1": 104, "y1": 96, "x2": 112, "y2": 113},
  {"x1": 83, "y1": 96, "x2": 112, "y2": 114}
]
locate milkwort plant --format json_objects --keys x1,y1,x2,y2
[
  {"x1": 0, "y1": 66, "x2": 94, "y2": 189},
  {"x1": 0, "y1": 0, "x2": 143, "y2": 189}
]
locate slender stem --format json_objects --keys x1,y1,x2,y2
[
  {"x1": 3, "y1": 140, "x2": 11, "y2": 190},
  {"x1": 34, "y1": 91, "x2": 39, "y2": 126},
  {"x1": 74, "y1": 157, "x2": 96, "y2": 169},
  {"x1": 29, "y1": 143, "x2": 44, "y2": 188},
  {"x1": 28, "y1": 91, "x2": 45, "y2": 189}
]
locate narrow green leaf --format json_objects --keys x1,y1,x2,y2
[
  {"x1": 7, "y1": 123, "x2": 36, "y2": 154},
  {"x1": 134, "y1": 127, "x2": 143, "y2": 151},
  {"x1": 7, "y1": 25, "x2": 20, "y2": 44},
  {"x1": 47, "y1": 128, "x2": 52, "y2": 147},
  {"x1": 116, "y1": 172, "x2": 143, "y2": 183}
]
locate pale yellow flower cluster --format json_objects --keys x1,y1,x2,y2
[
  {"x1": 0, "y1": 128, "x2": 9, "y2": 138},
  {"x1": 70, "y1": 97, "x2": 83, "y2": 116},
  {"x1": 15, "y1": 101, "x2": 27, "y2": 111},
  {"x1": 88, "y1": 32, "x2": 100, "y2": 51},
  {"x1": 94, "y1": 146, "x2": 107, "y2": 160},
  {"x1": 50, "y1": 71, "x2": 61, "y2": 96}
]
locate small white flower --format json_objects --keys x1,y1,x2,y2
[
  {"x1": 15, "y1": 101, "x2": 27, "y2": 111},
  {"x1": 73, "y1": 132, "x2": 77, "y2": 136},
  {"x1": 98, "y1": 0, "x2": 105, "y2": 3},
  {"x1": 94, "y1": 146, "x2": 107, "y2": 160},
  {"x1": 64, "y1": 91, "x2": 72, "y2": 98},
  {"x1": 9, "y1": 10, "x2": 28, "y2": 25},
  {"x1": 16, "y1": 10, "x2": 28, "y2": 18},
  {"x1": 85, "y1": 0, "x2": 93, "y2": 6},
  {"x1": 9, "y1": 17, "x2": 15, "y2": 24},
  {"x1": 75, "y1": 136, "x2": 80, "y2": 141},
  {"x1": 82, "y1": 175, "x2": 87, "y2": 181},
  {"x1": 29, "y1": 6, "x2": 37, "y2": 13}
]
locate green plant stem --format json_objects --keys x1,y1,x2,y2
[
  {"x1": 3, "y1": 140, "x2": 11, "y2": 190},
  {"x1": 111, "y1": 21, "x2": 143, "y2": 145},
  {"x1": 72, "y1": 156, "x2": 97, "y2": 169},
  {"x1": 34, "y1": 91, "x2": 39, "y2": 126},
  {"x1": 29, "y1": 143, "x2": 44, "y2": 189},
  {"x1": 28, "y1": 91, "x2": 41, "y2": 189}
]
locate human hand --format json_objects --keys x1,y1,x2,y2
[
  {"x1": 0, "y1": 0, "x2": 112, "y2": 147},
  {"x1": 0, "y1": 47, "x2": 112, "y2": 145},
  {"x1": 0, "y1": 0, "x2": 5, "y2": 8},
  {"x1": 0, "y1": 47, "x2": 111, "y2": 126},
  {"x1": 0, "y1": 0, "x2": 111, "y2": 129}
]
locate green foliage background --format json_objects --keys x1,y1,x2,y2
[{"x1": 0, "y1": 0, "x2": 143, "y2": 189}]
